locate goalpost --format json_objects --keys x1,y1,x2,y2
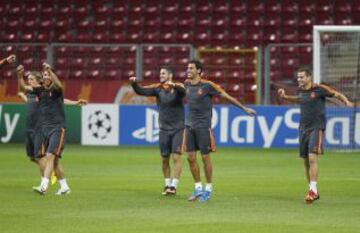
[{"x1": 313, "y1": 26, "x2": 360, "y2": 151}]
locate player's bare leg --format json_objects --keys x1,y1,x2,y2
[
  {"x1": 199, "y1": 154, "x2": 212, "y2": 202},
  {"x1": 167, "y1": 153, "x2": 182, "y2": 195},
  {"x1": 303, "y1": 157, "x2": 310, "y2": 184},
  {"x1": 187, "y1": 152, "x2": 203, "y2": 201},
  {"x1": 305, "y1": 153, "x2": 320, "y2": 203},
  {"x1": 187, "y1": 152, "x2": 201, "y2": 182},
  {"x1": 201, "y1": 154, "x2": 212, "y2": 184},
  {"x1": 33, "y1": 154, "x2": 55, "y2": 194},
  {"x1": 54, "y1": 158, "x2": 70, "y2": 195},
  {"x1": 161, "y1": 156, "x2": 171, "y2": 195}
]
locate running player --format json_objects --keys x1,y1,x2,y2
[
  {"x1": 129, "y1": 66, "x2": 185, "y2": 195},
  {"x1": 185, "y1": 60, "x2": 256, "y2": 202},
  {"x1": 17, "y1": 63, "x2": 73, "y2": 195},
  {"x1": 0, "y1": 54, "x2": 16, "y2": 68},
  {"x1": 278, "y1": 67, "x2": 353, "y2": 204}
]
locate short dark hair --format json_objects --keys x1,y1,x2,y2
[
  {"x1": 297, "y1": 66, "x2": 312, "y2": 77},
  {"x1": 159, "y1": 65, "x2": 175, "y2": 76},
  {"x1": 188, "y1": 60, "x2": 203, "y2": 74}
]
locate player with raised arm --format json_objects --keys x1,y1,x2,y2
[
  {"x1": 17, "y1": 69, "x2": 87, "y2": 188},
  {"x1": 185, "y1": 60, "x2": 256, "y2": 202},
  {"x1": 278, "y1": 67, "x2": 353, "y2": 204},
  {"x1": 17, "y1": 63, "x2": 76, "y2": 195},
  {"x1": 0, "y1": 54, "x2": 16, "y2": 68},
  {"x1": 129, "y1": 66, "x2": 185, "y2": 195}
]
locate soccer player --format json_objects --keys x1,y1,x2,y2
[
  {"x1": 278, "y1": 67, "x2": 353, "y2": 204},
  {"x1": 129, "y1": 66, "x2": 185, "y2": 195},
  {"x1": 0, "y1": 54, "x2": 16, "y2": 68},
  {"x1": 185, "y1": 60, "x2": 256, "y2": 202},
  {"x1": 17, "y1": 63, "x2": 74, "y2": 195},
  {"x1": 17, "y1": 75, "x2": 87, "y2": 187}
]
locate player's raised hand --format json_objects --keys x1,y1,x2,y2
[
  {"x1": 244, "y1": 107, "x2": 256, "y2": 116},
  {"x1": 278, "y1": 88, "x2": 286, "y2": 98},
  {"x1": 6, "y1": 54, "x2": 16, "y2": 64},
  {"x1": 129, "y1": 76, "x2": 137, "y2": 83},
  {"x1": 42, "y1": 62, "x2": 51, "y2": 70},
  {"x1": 345, "y1": 100, "x2": 354, "y2": 107},
  {"x1": 16, "y1": 65, "x2": 25, "y2": 76}
]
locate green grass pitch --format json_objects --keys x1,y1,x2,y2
[{"x1": 0, "y1": 144, "x2": 359, "y2": 233}]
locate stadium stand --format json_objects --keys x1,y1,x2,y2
[{"x1": 0, "y1": 0, "x2": 359, "y2": 103}]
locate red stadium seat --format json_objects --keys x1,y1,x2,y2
[
  {"x1": 299, "y1": 0, "x2": 316, "y2": 13},
  {"x1": 334, "y1": 0, "x2": 351, "y2": 13},
  {"x1": 162, "y1": 0, "x2": 179, "y2": 13},
  {"x1": 316, "y1": 14, "x2": 334, "y2": 25},
  {"x1": 57, "y1": 33, "x2": 75, "y2": 43},
  {"x1": 265, "y1": 0, "x2": 281, "y2": 13},
  {"x1": 247, "y1": 0, "x2": 264, "y2": 13},
  {"x1": 281, "y1": 0, "x2": 298, "y2": 13},
  {"x1": 36, "y1": 33, "x2": 50, "y2": 42},
  {"x1": 20, "y1": 33, "x2": 35, "y2": 42},
  {"x1": 213, "y1": 0, "x2": 229, "y2": 14},
  {"x1": 264, "y1": 13, "x2": 281, "y2": 28},
  {"x1": 281, "y1": 30, "x2": 298, "y2": 43},
  {"x1": 229, "y1": 1, "x2": 247, "y2": 13},
  {"x1": 193, "y1": 30, "x2": 211, "y2": 47},
  {"x1": 104, "y1": 69, "x2": 121, "y2": 79},
  {"x1": 55, "y1": 58, "x2": 68, "y2": 70},
  {"x1": 195, "y1": 0, "x2": 212, "y2": 13},
  {"x1": 334, "y1": 13, "x2": 352, "y2": 25},
  {"x1": 317, "y1": 0, "x2": 333, "y2": 13},
  {"x1": 176, "y1": 30, "x2": 194, "y2": 43}
]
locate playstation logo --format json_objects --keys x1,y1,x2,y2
[{"x1": 132, "y1": 108, "x2": 159, "y2": 142}]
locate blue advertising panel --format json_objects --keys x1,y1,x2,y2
[{"x1": 119, "y1": 105, "x2": 360, "y2": 149}]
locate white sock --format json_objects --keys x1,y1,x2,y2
[
  {"x1": 165, "y1": 178, "x2": 171, "y2": 187},
  {"x1": 59, "y1": 179, "x2": 70, "y2": 190},
  {"x1": 195, "y1": 182, "x2": 202, "y2": 190},
  {"x1": 205, "y1": 183, "x2": 212, "y2": 192},
  {"x1": 171, "y1": 178, "x2": 179, "y2": 188},
  {"x1": 309, "y1": 181, "x2": 318, "y2": 193},
  {"x1": 40, "y1": 177, "x2": 49, "y2": 190}
]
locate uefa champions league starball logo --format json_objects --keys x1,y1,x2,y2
[{"x1": 88, "y1": 110, "x2": 112, "y2": 139}]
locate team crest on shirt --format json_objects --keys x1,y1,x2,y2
[
  {"x1": 49, "y1": 91, "x2": 52, "y2": 97},
  {"x1": 198, "y1": 88, "x2": 203, "y2": 95},
  {"x1": 310, "y1": 92, "x2": 316, "y2": 98}
]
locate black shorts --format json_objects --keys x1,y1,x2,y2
[
  {"x1": 299, "y1": 128, "x2": 324, "y2": 158},
  {"x1": 185, "y1": 127, "x2": 216, "y2": 155},
  {"x1": 25, "y1": 130, "x2": 36, "y2": 159},
  {"x1": 159, "y1": 129, "x2": 185, "y2": 157},
  {"x1": 34, "y1": 127, "x2": 66, "y2": 158}
]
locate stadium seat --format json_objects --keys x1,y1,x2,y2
[
  {"x1": 195, "y1": 0, "x2": 212, "y2": 13},
  {"x1": 109, "y1": 32, "x2": 126, "y2": 43},
  {"x1": 317, "y1": 0, "x2": 333, "y2": 13},
  {"x1": 162, "y1": 0, "x2": 179, "y2": 13},
  {"x1": 229, "y1": 1, "x2": 247, "y2": 13},
  {"x1": 55, "y1": 58, "x2": 68, "y2": 70},
  {"x1": 299, "y1": 0, "x2": 316, "y2": 13},
  {"x1": 20, "y1": 33, "x2": 35, "y2": 42},
  {"x1": 265, "y1": 0, "x2": 281, "y2": 13},
  {"x1": 334, "y1": 13, "x2": 352, "y2": 25},
  {"x1": 247, "y1": 0, "x2": 264, "y2": 13},
  {"x1": 316, "y1": 14, "x2": 334, "y2": 25},
  {"x1": 335, "y1": 1, "x2": 351, "y2": 14},
  {"x1": 213, "y1": 0, "x2": 229, "y2": 14},
  {"x1": 264, "y1": 13, "x2": 281, "y2": 29},
  {"x1": 281, "y1": 30, "x2": 298, "y2": 43},
  {"x1": 281, "y1": 0, "x2": 299, "y2": 13},
  {"x1": 104, "y1": 69, "x2": 121, "y2": 79}
]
